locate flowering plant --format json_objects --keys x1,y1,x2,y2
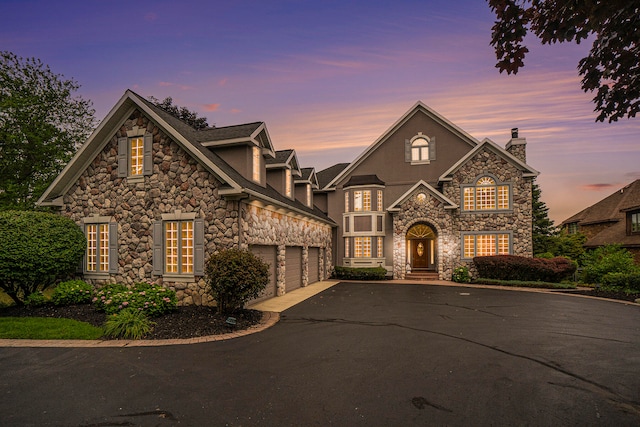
[
  {"x1": 51, "y1": 280, "x2": 94, "y2": 306},
  {"x1": 93, "y1": 282, "x2": 177, "y2": 317}
]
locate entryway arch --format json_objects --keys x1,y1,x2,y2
[{"x1": 406, "y1": 223, "x2": 437, "y2": 271}]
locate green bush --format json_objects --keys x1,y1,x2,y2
[
  {"x1": 93, "y1": 282, "x2": 177, "y2": 317},
  {"x1": 0, "y1": 210, "x2": 86, "y2": 305},
  {"x1": 103, "y1": 308, "x2": 155, "y2": 339},
  {"x1": 601, "y1": 271, "x2": 640, "y2": 292},
  {"x1": 580, "y1": 245, "x2": 638, "y2": 284},
  {"x1": 204, "y1": 249, "x2": 269, "y2": 315},
  {"x1": 451, "y1": 266, "x2": 471, "y2": 283},
  {"x1": 474, "y1": 255, "x2": 576, "y2": 282},
  {"x1": 333, "y1": 266, "x2": 387, "y2": 280},
  {"x1": 24, "y1": 291, "x2": 47, "y2": 307},
  {"x1": 51, "y1": 280, "x2": 93, "y2": 306}
]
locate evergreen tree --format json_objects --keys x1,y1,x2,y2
[
  {"x1": 532, "y1": 182, "x2": 556, "y2": 255},
  {"x1": 148, "y1": 96, "x2": 209, "y2": 130}
]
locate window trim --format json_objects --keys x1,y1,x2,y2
[
  {"x1": 461, "y1": 174, "x2": 512, "y2": 212},
  {"x1": 118, "y1": 128, "x2": 152, "y2": 181},
  {"x1": 461, "y1": 231, "x2": 512, "y2": 260},
  {"x1": 82, "y1": 216, "x2": 117, "y2": 277},
  {"x1": 252, "y1": 145, "x2": 262, "y2": 183},
  {"x1": 153, "y1": 212, "x2": 204, "y2": 279},
  {"x1": 629, "y1": 211, "x2": 640, "y2": 235}
]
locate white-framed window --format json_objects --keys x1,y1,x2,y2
[
  {"x1": 306, "y1": 184, "x2": 312, "y2": 207},
  {"x1": 252, "y1": 146, "x2": 261, "y2": 182},
  {"x1": 345, "y1": 238, "x2": 350, "y2": 258},
  {"x1": 345, "y1": 192, "x2": 350, "y2": 212},
  {"x1": 118, "y1": 130, "x2": 152, "y2": 179},
  {"x1": 411, "y1": 137, "x2": 429, "y2": 162},
  {"x1": 462, "y1": 232, "x2": 511, "y2": 259},
  {"x1": 354, "y1": 190, "x2": 371, "y2": 212},
  {"x1": 285, "y1": 169, "x2": 292, "y2": 198},
  {"x1": 129, "y1": 137, "x2": 144, "y2": 176},
  {"x1": 153, "y1": 212, "x2": 204, "y2": 278},
  {"x1": 463, "y1": 176, "x2": 510, "y2": 211},
  {"x1": 377, "y1": 190, "x2": 383, "y2": 211},
  {"x1": 377, "y1": 237, "x2": 383, "y2": 258},
  {"x1": 83, "y1": 217, "x2": 117, "y2": 275},
  {"x1": 354, "y1": 237, "x2": 371, "y2": 258}
]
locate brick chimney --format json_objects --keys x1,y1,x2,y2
[{"x1": 505, "y1": 127, "x2": 527, "y2": 163}]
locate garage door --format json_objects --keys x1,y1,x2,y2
[
  {"x1": 285, "y1": 246, "x2": 302, "y2": 292},
  {"x1": 308, "y1": 247, "x2": 320, "y2": 284},
  {"x1": 249, "y1": 245, "x2": 277, "y2": 303}
]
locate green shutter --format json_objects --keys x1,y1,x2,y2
[
  {"x1": 117, "y1": 137, "x2": 128, "y2": 177},
  {"x1": 143, "y1": 134, "x2": 153, "y2": 175},
  {"x1": 152, "y1": 221, "x2": 163, "y2": 276}
]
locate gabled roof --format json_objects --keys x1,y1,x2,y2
[
  {"x1": 387, "y1": 180, "x2": 458, "y2": 212},
  {"x1": 325, "y1": 101, "x2": 480, "y2": 189},
  {"x1": 317, "y1": 163, "x2": 349, "y2": 190},
  {"x1": 197, "y1": 122, "x2": 275, "y2": 158},
  {"x1": 295, "y1": 168, "x2": 319, "y2": 189},
  {"x1": 439, "y1": 138, "x2": 539, "y2": 182},
  {"x1": 37, "y1": 90, "x2": 333, "y2": 225},
  {"x1": 343, "y1": 174, "x2": 385, "y2": 188},
  {"x1": 266, "y1": 149, "x2": 302, "y2": 177},
  {"x1": 562, "y1": 180, "x2": 640, "y2": 226}
]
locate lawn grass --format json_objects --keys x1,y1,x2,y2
[{"x1": 0, "y1": 317, "x2": 104, "y2": 340}]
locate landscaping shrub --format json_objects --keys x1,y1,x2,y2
[
  {"x1": 580, "y1": 245, "x2": 638, "y2": 284},
  {"x1": 601, "y1": 272, "x2": 640, "y2": 292},
  {"x1": 93, "y1": 283, "x2": 177, "y2": 317},
  {"x1": 473, "y1": 255, "x2": 576, "y2": 282},
  {"x1": 204, "y1": 249, "x2": 269, "y2": 315},
  {"x1": 0, "y1": 210, "x2": 86, "y2": 305},
  {"x1": 51, "y1": 280, "x2": 93, "y2": 306},
  {"x1": 24, "y1": 291, "x2": 47, "y2": 307},
  {"x1": 451, "y1": 266, "x2": 471, "y2": 283},
  {"x1": 333, "y1": 266, "x2": 387, "y2": 280},
  {"x1": 103, "y1": 308, "x2": 155, "y2": 339}
]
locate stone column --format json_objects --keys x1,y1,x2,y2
[
  {"x1": 276, "y1": 244, "x2": 286, "y2": 296},
  {"x1": 302, "y1": 246, "x2": 309, "y2": 287}
]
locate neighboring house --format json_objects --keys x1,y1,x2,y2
[
  {"x1": 561, "y1": 180, "x2": 640, "y2": 263},
  {"x1": 315, "y1": 101, "x2": 539, "y2": 280},
  {"x1": 38, "y1": 92, "x2": 540, "y2": 305},
  {"x1": 37, "y1": 90, "x2": 334, "y2": 305}
]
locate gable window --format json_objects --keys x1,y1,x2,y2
[
  {"x1": 306, "y1": 184, "x2": 312, "y2": 207},
  {"x1": 252, "y1": 146, "x2": 261, "y2": 182},
  {"x1": 463, "y1": 176, "x2": 510, "y2": 211},
  {"x1": 118, "y1": 132, "x2": 152, "y2": 179},
  {"x1": 462, "y1": 232, "x2": 510, "y2": 259},
  {"x1": 285, "y1": 169, "x2": 292, "y2": 198},
  {"x1": 83, "y1": 217, "x2": 117, "y2": 276},
  {"x1": 153, "y1": 212, "x2": 204, "y2": 278},
  {"x1": 567, "y1": 222, "x2": 579, "y2": 234},
  {"x1": 412, "y1": 137, "x2": 429, "y2": 162},
  {"x1": 354, "y1": 190, "x2": 371, "y2": 212}
]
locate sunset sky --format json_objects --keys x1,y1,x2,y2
[{"x1": 2, "y1": 0, "x2": 638, "y2": 224}]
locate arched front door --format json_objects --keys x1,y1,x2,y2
[{"x1": 407, "y1": 224, "x2": 437, "y2": 271}]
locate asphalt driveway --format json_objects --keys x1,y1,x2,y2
[{"x1": 1, "y1": 282, "x2": 639, "y2": 426}]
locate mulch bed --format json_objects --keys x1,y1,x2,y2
[{"x1": 0, "y1": 304, "x2": 263, "y2": 340}]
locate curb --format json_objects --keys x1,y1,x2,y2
[{"x1": 0, "y1": 311, "x2": 280, "y2": 348}]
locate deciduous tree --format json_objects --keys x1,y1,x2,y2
[
  {"x1": 488, "y1": 0, "x2": 640, "y2": 122},
  {"x1": 148, "y1": 96, "x2": 210, "y2": 130},
  {"x1": 0, "y1": 52, "x2": 96, "y2": 209}
]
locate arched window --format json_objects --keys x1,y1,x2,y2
[
  {"x1": 411, "y1": 137, "x2": 429, "y2": 162},
  {"x1": 463, "y1": 176, "x2": 510, "y2": 211}
]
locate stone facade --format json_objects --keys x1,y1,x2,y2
[
  {"x1": 392, "y1": 145, "x2": 534, "y2": 280},
  {"x1": 61, "y1": 109, "x2": 332, "y2": 305}
]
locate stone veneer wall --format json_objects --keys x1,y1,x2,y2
[
  {"x1": 242, "y1": 203, "x2": 333, "y2": 295},
  {"x1": 392, "y1": 145, "x2": 533, "y2": 280},
  {"x1": 62, "y1": 109, "x2": 332, "y2": 305}
]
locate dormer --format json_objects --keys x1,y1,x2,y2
[
  {"x1": 266, "y1": 150, "x2": 302, "y2": 199},
  {"x1": 198, "y1": 122, "x2": 275, "y2": 186},
  {"x1": 295, "y1": 168, "x2": 319, "y2": 208}
]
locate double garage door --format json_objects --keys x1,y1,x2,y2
[{"x1": 250, "y1": 245, "x2": 322, "y2": 302}]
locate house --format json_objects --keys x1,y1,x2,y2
[
  {"x1": 37, "y1": 90, "x2": 334, "y2": 305},
  {"x1": 38, "y1": 92, "x2": 540, "y2": 305},
  {"x1": 315, "y1": 101, "x2": 539, "y2": 280},
  {"x1": 561, "y1": 180, "x2": 640, "y2": 263}
]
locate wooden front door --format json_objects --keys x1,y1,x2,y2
[{"x1": 412, "y1": 239, "x2": 429, "y2": 269}]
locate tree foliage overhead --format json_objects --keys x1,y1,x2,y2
[
  {"x1": 148, "y1": 96, "x2": 210, "y2": 130},
  {"x1": 488, "y1": 0, "x2": 640, "y2": 122},
  {"x1": 0, "y1": 51, "x2": 97, "y2": 210}
]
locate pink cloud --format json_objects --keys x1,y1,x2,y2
[
  {"x1": 218, "y1": 78, "x2": 228, "y2": 86},
  {"x1": 581, "y1": 183, "x2": 618, "y2": 191},
  {"x1": 158, "y1": 81, "x2": 173, "y2": 87},
  {"x1": 144, "y1": 12, "x2": 158, "y2": 21},
  {"x1": 204, "y1": 103, "x2": 220, "y2": 112},
  {"x1": 230, "y1": 108, "x2": 242, "y2": 114}
]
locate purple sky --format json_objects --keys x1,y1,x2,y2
[{"x1": 2, "y1": 0, "x2": 638, "y2": 224}]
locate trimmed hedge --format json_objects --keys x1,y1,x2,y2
[
  {"x1": 601, "y1": 272, "x2": 640, "y2": 292},
  {"x1": 0, "y1": 210, "x2": 86, "y2": 305},
  {"x1": 333, "y1": 266, "x2": 387, "y2": 280},
  {"x1": 473, "y1": 255, "x2": 576, "y2": 282}
]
